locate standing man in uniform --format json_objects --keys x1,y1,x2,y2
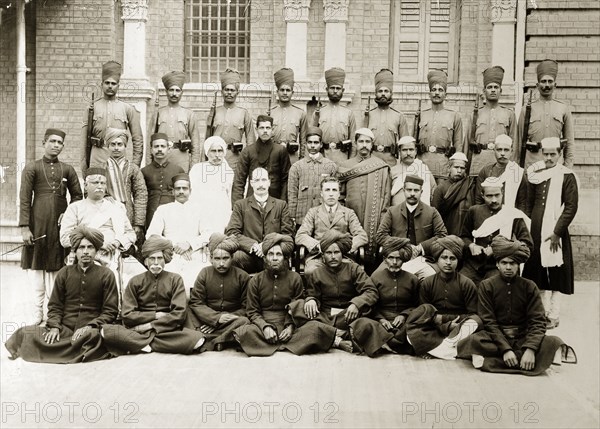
[
  {"x1": 313, "y1": 67, "x2": 357, "y2": 166},
  {"x1": 517, "y1": 59, "x2": 575, "y2": 169},
  {"x1": 467, "y1": 66, "x2": 517, "y2": 176},
  {"x1": 417, "y1": 69, "x2": 464, "y2": 179},
  {"x1": 271, "y1": 68, "x2": 307, "y2": 165},
  {"x1": 209, "y1": 68, "x2": 256, "y2": 171},
  {"x1": 82, "y1": 61, "x2": 143, "y2": 173},
  {"x1": 366, "y1": 68, "x2": 409, "y2": 167},
  {"x1": 153, "y1": 71, "x2": 201, "y2": 172}
]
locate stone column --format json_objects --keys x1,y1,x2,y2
[
  {"x1": 490, "y1": 0, "x2": 517, "y2": 83},
  {"x1": 323, "y1": 0, "x2": 349, "y2": 70},
  {"x1": 283, "y1": 0, "x2": 311, "y2": 81}
]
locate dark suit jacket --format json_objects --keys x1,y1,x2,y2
[
  {"x1": 375, "y1": 201, "x2": 447, "y2": 255},
  {"x1": 225, "y1": 196, "x2": 295, "y2": 253}
]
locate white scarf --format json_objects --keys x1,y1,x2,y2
[
  {"x1": 472, "y1": 206, "x2": 531, "y2": 239},
  {"x1": 498, "y1": 161, "x2": 524, "y2": 208}
]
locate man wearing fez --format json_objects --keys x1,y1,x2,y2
[
  {"x1": 5, "y1": 227, "x2": 118, "y2": 363},
  {"x1": 19, "y1": 128, "x2": 83, "y2": 325},
  {"x1": 210, "y1": 68, "x2": 256, "y2": 171},
  {"x1": 313, "y1": 67, "x2": 357, "y2": 165},
  {"x1": 461, "y1": 177, "x2": 532, "y2": 285},
  {"x1": 523, "y1": 137, "x2": 578, "y2": 329},
  {"x1": 186, "y1": 234, "x2": 250, "y2": 351},
  {"x1": 367, "y1": 68, "x2": 409, "y2": 167},
  {"x1": 271, "y1": 67, "x2": 307, "y2": 165},
  {"x1": 417, "y1": 69, "x2": 464, "y2": 179},
  {"x1": 467, "y1": 66, "x2": 517, "y2": 176},
  {"x1": 390, "y1": 135, "x2": 436, "y2": 206},
  {"x1": 232, "y1": 115, "x2": 291, "y2": 203},
  {"x1": 295, "y1": 176, "x2": 367, "y2": 274},
  {"x1": 234, "y1": 234, "x2": 338, "y2": 356},
  {"x1": 154, "y1": 71, "x2": 201, "y2": 172},
  {"x1": 101, "y1": 236, "x2": 205, "y2": 355},
  {"x1": 375, "y1": 174, "x2": 447, "y2": 280},
  {"x1": 517, "y1": 59, "x2": 575, "y2": 168},
  {"x1": 288, "y1": 126, "x2": 338, "y2": 227},
  {"x1": 338, "y1": 128, "x2": 391, "y2": 272},
  {"x1": 225, "y1": 167, "x2": 294, "y2": 274},
  {"x1": 475, "y1": 134, "x2": 527, "y2": 211},
  {"x1": 350, "y1": 238, "x2": 419, "y2": 357},
  {"x1": 431, "y1": 152, "x2": 475, "y2": 235},
  {"x1": 405, "y1": 236, "x2": 482, "y2": 360},
  {"x1": 83, "y1": 61, "x2": 143, "y2": 172},
  {"x1": 458, "y1": 235, "x2": 577, "y2": 375},
  {"x1": 141, "y1": 133, "x2": 185, "y2": 228}
]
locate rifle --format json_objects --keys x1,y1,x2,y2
[
  {"x1": 466, "y1": 94, "x2": 480, "y2": 167},
  {"x1": 519, "y1": 89, "x2": 533, "y2": 167},
  {"x1": 85, "y1": 92, "x2": 95, "y2": 169},
  {"x1": 413, "y1": 100, "x2": 422, "y2": 154},
  {"x1": 153, "y1": 83, "x2": 160, "y2": 133},
  {"x1": 313, "y1": 95, "x2": 321, "y2": 126},
  {"x1": 205, "y1": 91, "x2": 218, "y2": 139},
  {"x1": 363, "y1": 95, "x2": 371, "y2": 127},
  {"x1": 267, "y1": 91, "x2": 272, "y2": 116}
]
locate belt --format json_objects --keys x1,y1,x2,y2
[
  {"x1": 172, "y1": 140, "x2": 192, "y2": 152},
  {"x1": 323, "y1": 140, "x2": 351, "y2": 152},
  {"x1": 279, "y1": 141, "x2": 300, "y2": 154},
  {"x1": 471, "y1": 142, "x2": 496, "y2": 151},
  {"x1": 374, "y1": 144, "x2": 392, "y2": 153},
  {"x1": 525, "y1": 142, "x2": 541, "y2": 153},
  {"x1": 427, "y1": 145, "x2": 447, "y2": 154},
  {"x1": 226, "y1": 142, "x2": 244, "y2": 152},
  {"x1": 90, "y1": 137, "x2": 104, "y2": 148}
]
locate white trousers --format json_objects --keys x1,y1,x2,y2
[
  {"x1": 541, "y1": 290, "x2": 561, "y2": 319},
  {"x1": 26, "y1": 269, "x2": 57, "y2": 325}
]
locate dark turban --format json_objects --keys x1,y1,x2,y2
[
  {"x1": 381, "y1": 237, "x2": 412, "y2": 261},
  {"x1": 208, "y1": 233, "x2": 239, "y2": 255},
  {"x1": 375, "y1": 68, "x2": 393, "y2": 92},
  {"x1": 104, "y1": 128, "x2": 129, "y2": 145},
  {"x1": 70, "y1": 226, "x2": 104, "y2": 250},
  {"x1": 491, "y1": 235, "x2": 530, "y2": 264},
  {"x1": 162, "y1": 71, "x2": 186, "y2": 90},
  {"x1": 142, "y1": 236, "x2": 174, "y2": 264},
  {"x1": 537, "y1": 59, "x2": 558, "y2": 81},
  {"x1": 319, "y1": 230, "x2": 352, "y2": 255},
  {"x1": 102, "y1": 61, "x2": 121, "y2": 81},
  {"x1": 44, "y1": 128, "x2": 66, "y2": 140},
  {"x1": 221, "y1": 68, "x2": 241, "y2": 88},
  {"x1": 262, "y1": 233, "x2": 294, "y2": 257},
  {"x1": 482, "y1": 66, "x2": 504, "y2": 87},
  {"x1": 325, "y1": 67, "x2": 346, "y2": 87},
  {"x1": 427, "y1": 69, "x2": 447, "y2": 90},
  {"x1": 431, "y1": 235, "x2": 464, "y2": 261},
  {"x1": 274, "y1": 68, "x2": 294, "y2": 89}
]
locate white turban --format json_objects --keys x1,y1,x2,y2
[{"x1": 204, "y1": 136, "x2": 227, "y2": 157}]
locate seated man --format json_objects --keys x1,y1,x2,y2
[
  {"x1": 405, "y1": 236, "x2": 482, "y2": 360},
  {"x1": 5, "y1": 227, "x2": 118, "y2": 363},
  {"x1": 146, "y1": 173, "x2": 211, "y2": 291},
  {"x1": 375, "y1": 174, "x2": 447, "y2": 280},
  {"x1": 457, "y1": 235, "x2": 577, "y2": 375},
  {"x1": 225, "y1": 167, "x2": 294, "y2": 274},
  {"x1": 101, "y1": 236, "x2": 205, "y2": 355},
  {"x1": 295, "y1": 176, "x2": 368, "y2": 274},
  {"x1": 350, "y1": 237, "x2": 420, "y2": 356},
  {"x1": 186, "y1": 233, "x2": 251, "y2": 351},
  {"x1": 234, "y1": 234, "x2": 338, "y2": 356},
  {"x1": 390, "y1": 136, "x2": 436, "y2": 206},
  {"x1": 461, "y1": 177, "x2": 532, "y2": 285}
]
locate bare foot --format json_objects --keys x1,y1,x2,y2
[{"x1": 336, "y1": 340, "x2": 353, "y2": 353}]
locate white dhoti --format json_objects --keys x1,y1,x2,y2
[{"x1": 165, "y1": 249, "x2": 211, "y2": 296}]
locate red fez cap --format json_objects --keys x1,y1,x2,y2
[
  {"x1": 44, "y1": 128, "x2": 66, "y2": 140},
  {"x1": 375, "y1": 68, "x2": 394, "y2": 92},
  {"x1": 274, "y1": 68, "x2": 295, "y2": 89},
  {"x1": 221, "y1": 68, "x2": 241, "y2": 88},
  {"x1": 537, "y1": 59, "x2": 558, "y2": 81},
  {"x1": 171, "y1": 173, "x2": 190, "y2": 185},
  {"x1": 102, "y1": 61, "x2": 122, "y2": 81},
  {"x1": 162, "y1": 71, "x2": 186, "y2": 90},
  {"x1": 482, "y1": 66, "x2": 504, "y2": 87},
  {"x1": 427, "y1": 69, "x2": 447, "y2": 90},
  {"x1": 325, "y1": 67, "x2": 346, "y2": 87},
  {"x1": 404, "y1": 174, "x2": 424, "y2": 186}
]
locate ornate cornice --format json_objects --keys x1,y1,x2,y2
[
  {"x1": 283, "y1": 0, "x2": 311, "y2": 23},
  {"x1": 491, "y1": 0, "x2": 517, "y2": 23},
  {"x1": 121, "y1": 0, "x2": 149, "y2": 22},
  {"x1": 323, "y1": 0, "x2": 349, "y2": 23}
]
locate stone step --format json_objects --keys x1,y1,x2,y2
[{"x1": 0, "y1": 225, "x2": 23, "y2": 263}]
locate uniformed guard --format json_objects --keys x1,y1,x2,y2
[
  {"x1": 367, "y1": 68, "x2": 409, "y2": 167},
  {"x1": 82, "y1": 61, "x2": 143, "y2": 174},
  {"x1": 417, "y1": 69, "x2": 464, "y2": 179},
  {"x1": 271, "y1": 68, "x2": 307, "y2": 165},
  {"x1": 151, "y1": 71, "x2": 200, "y2": 172},
  {"x1": 313, "y1": 67, "x2": 357, "y2": 166},
  {"x1": 468, "y1": 66, "x2": 517, "y2": 176},
  {"x1": 516, "y1": 59, "x2": 575, "y2": 168}
]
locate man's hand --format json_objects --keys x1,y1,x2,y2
[
  {"x1": 545, "y1": 233, "x2": 561, "y2": 253},
  {"x1": 410, "y1": 245, "x2": 421, "y2": 259},
  {"x1": 433, "y1": 314, "x2": 444, "y2": 326},
  {"x1": 22, "y1": 227, "x2": 34, "y2": 245},
  {"x1": 133, "y1": 226, "x2": 144, "y2": 242},
  {"x1": 71, "y1": 326, "x2": 91, "y2": 342},
  {"x1": 199, "y1": 324, "x2": 216, "y2": 334},
  {"x1": 520, "y1": 348, "x2": 536, "y2": 371},
  {"x1": 155, "y1": 312, "x2": 168, "y2": 320},
  {"x1": 174, "y1": 241, "x2": 192, "y2": 254},
  {"x1": 379, "y1": 319, "x2": 393, "y2": 331},
  {"x1": 103, "y1": 240, "x2": 120, "y2": 252},
  {"x1": 57, "y1": 213, "x2": 64, "y2": 227},
  {"x1": 263, "y1": 326, "x2": 278, "y2": 344},
  {"x1": 304, "y1": 300, "x2": 320, "y2": 319},
  {"x1": 392, "y1": 315, "x2": 406, "y2": 328},
  {"x1": 44, "y1": 328, "x2": 60, "y2": 344},
  {"x1": 483, "y1": 246, "x2": 494, "y2": 257},
  {"x1": 133, "y1": 322, "x2": 154, "y2": 333},
  {"x1": 218, "y1": 313, "x2": 239, "y2": 325},
  {"x1": 180, "y1": 249, "x2": 193, "y2": 261},
  {"x1": 279, "y1": 325, "x2": 294, "y2": 343},
  {"x1": 469, "y1": 243, "x2": 485, "y2": 256},
  {"x1": 503, "y1": 350, "x2": 518, "y2": 367},
  {"x1": 251, "y1": 242, "x2": 264, "y2": 258},
  {"x1": 345, "y1": 303, "x2": 360, "y2": 323},
  {"x1": 449, "y1": 316, "x2": 460, "y2": 331}
]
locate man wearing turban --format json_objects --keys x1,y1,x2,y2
[
  {"x1": 312, "y1": 67, "x2": 357, "y2": 165},
  {"x1": 466, "y1": 65, "x2": 518, "y2": 176},
  {"x1": 456, "y1": 235, "x2": 577, "y2": 375},
  {"x1": 83, "y1": 60, "x2": 143, "y2": 173},
  {"x1": 6, "y1": 226, "x2": 119, "y2": 364},
  {"x1": 19, "y1": 127, "x2": 83, "y2": 325},
  {"x1": 101, "y1": 236, "x2": 205, "y2": 355},
  {"x1": 405, "y1": 235, "x2": 482, "y2": 360},
  {"x1": 390, "y1": 135, "x2": 436, "y2": 206},
  {"x1": 234, "y1": 233, "x2": 338, "y2": 356},
  {"x1": 185, "y1": 234, "x2": 251, "y2": 351},
  {"x1": 366, "y1": 68, "x2": 410, "y2": 167},
  {"x1": 460, "y1": 176, "x2": 532, "y2": 286},
  {"x1": 150, "y1": 71, "x2": 200, "y2": 172},
  {"x1": 271, "y1": 67, "x2": 307, "y2": 164},
  {"x1": 207, "y1": 68, "x2": 255, "y2": 171},
  {"x1": 516, "y1": 59, "x2": 575, "y2": 169},
  {"x1": 416, "y1": 69, "x2": 464, "y2": 179}
]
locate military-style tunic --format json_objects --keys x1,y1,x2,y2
[
  {"x1": 141, "y1": 160, "x2": 185, "y2": 228},
  {"x1": 367, "y1": 106, "x2": 410, "y2": 167},
  {"x1": 313, "y1": 103, "x2": 357, "y2": 165},
  {"x1": 418, "y1": 107, "x2": 464, "y2": 177},
  {"x1": 211, "y1": 104, "x2": 256, "y2": 171},
  {"x1": 155, "y1": 105, "x2": 201, "y2": 172},
  {"x1": 271, "y1": 104, "x2": 307, "y2": 164}
]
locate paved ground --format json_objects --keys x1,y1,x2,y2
[{"x1": 0, "y1": 262, "x2": 598, "y2": 428}]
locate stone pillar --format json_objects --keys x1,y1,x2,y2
[
  {"x1": 490, "y1": 0, "x2": 517, "y2": 83},
  {"x1": 15, "y1": 0, "x2": 28, "y2": 216},
  {"x1": 283, "y1": 0, "x2": 311, "y2": 81},
  {"x1": 323, "y1": 0, "x2": 349, "y2": 70}
]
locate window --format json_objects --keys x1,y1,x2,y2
[
  {"x1": 184, "y1": 0, "x2": 251, "y2": 83},
  {"x1": 390, "y1": 0, "x2": 460, "y2": 82}
]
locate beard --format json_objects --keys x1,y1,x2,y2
[
  {"x1": 265, "y1": 258, "x2": 288, "y2": 275},
  {"x1": 375, "y1": 96, "x2": 393, "y2": 106}
]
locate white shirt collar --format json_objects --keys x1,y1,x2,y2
[
  {"x1": 254, "y1": 194, "x2": 269, "y2": 204},
  {"x1": 406, "y1": 202, "x2": 418, "y2": 213}
]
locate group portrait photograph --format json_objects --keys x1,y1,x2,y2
[{"x1": 0, "y1": 0, "x2": 598, "y2": 427}]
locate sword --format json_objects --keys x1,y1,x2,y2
[{"x1": 1, "y1": 235, "x2": 47, "y2": 257}]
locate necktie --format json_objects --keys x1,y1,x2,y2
[{"x1": 328, "y1": 208, "x2": 334, "y2": 223}]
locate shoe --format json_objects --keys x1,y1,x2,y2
[{"x1": 546, "y1": 318, "x2": 560, "y2": 330}]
